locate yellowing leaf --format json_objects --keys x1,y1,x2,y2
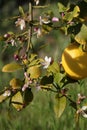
[
  {"x1": 27, "y1": 65, "x2": 41, "y2": 79},
  {"x1": 75, "y1": 24, "x2": 87, "y2": 45},
  {"x1": 0, "y1": 94, "x2": 8, "y2": 103},
  {"x1": 0, "y1": 89, "x2": 11, "y2": 103},
  {"x1": 10, "y1": 78, "x2": 23, "y2": 89},
  {"x1": 11, "y1": 91, "x2": 23, "y2": 111},
  {"x1": 54, "y1": 94, "x2": 66, "y2": 118},
  {"x1": 2, "y1": 62, "x2": 22, "y2": 72},
  {"x1": 72, "y1": 6, "x2": 80, "y2": 17}
]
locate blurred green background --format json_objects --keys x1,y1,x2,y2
[{"x1": 0, "y1": 0, "x2": 87, "y2": 130}]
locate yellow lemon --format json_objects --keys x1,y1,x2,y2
[{"x1": 62, "y1": 43, "x2": 87, "y2": 80}]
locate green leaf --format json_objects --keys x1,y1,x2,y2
[
  {"x1": 2, "y1": 62, "x2": 23, "y2": 72},
  {"x1": 28, "y1": 54, "x2": 42, "y2": 68},
  {"x1": 0, "y1": 36, "x2": 4, "y2": 41},
  {"x1": 42, "y1": 23, "x2": 53, "y2": 34},
  {"x1": 23, "y1": 88, "x2": 33, "y2": 107},
  {"x1": 54, "y1": 72, "x2": 66, "y2": 87},
  {"x1": 19, "y1": 6, "x2": 25, "y2": 16},
  {"x1": 40, "y1": 75, "x2": 53, "y2": 85},
  {"x1": 29, "y1": 54, "x2": 37, "y2": 63},
  {"x1": 47, "y1": 62, "x2": 59, "y2": 74},
  {"x1": 43, "y1": 10, "x2": 54, "y2": 19},
  {"x1": 54, "y1": 94, "x2": 66, "y2": 118},
  {"x1": 64, "y1": 6, "x2": 80, "y2": 22},
  {"x1": 11, "y1": 91, "x2": 23, "y2": 111},
  {"x1": 58, "y1": 2, "x2": 70, "y2": 12},
  {"x1": 84, "y1": 0, "x2": 87, "y2": 2},
  {"x1": 75, "y1": 24, "x2": 87, "y2": 44}
]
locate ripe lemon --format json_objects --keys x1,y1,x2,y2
[{"x1": 62, "y1": 43, "x2": 87, "y2": 80}]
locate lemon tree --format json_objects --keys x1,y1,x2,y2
[{"x1": 0, "y1": 0, "x2": 87, "y2": 126}]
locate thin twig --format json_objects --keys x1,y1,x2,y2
[
  {"x1": 26, "y1": 2, "x2": 33, "y2": 54},
  {"x1": 33, "y1": 5, "x2": 50, "y2": 9}
]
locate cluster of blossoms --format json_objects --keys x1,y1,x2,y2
[
  {"x1": 4, "y1": 33, "x2": 17, "y2": 46},
  {"x1": 22, "y1": 55, "x2": 52, "y2": 91},
  {"x1": 34, "y1": 15, "x2": 59, "y2": 38}
]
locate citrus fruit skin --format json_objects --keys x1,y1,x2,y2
[{"x1": 62, "y1": 43, "x2": 87, "y2": 80}]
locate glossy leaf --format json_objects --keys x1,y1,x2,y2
[
  {"x1": 11, "y1": 91, "x2": 23, "y2": 111},
  {"x1": 40, "y1": 75, "x2": 53, "y2": 85},
  {"x1": 75, "y1": 24, "x2": 87, "y2": 44},
  {"x1": 23, "y1": 88, "x2": 33, "y2": 107},
  {"x1": 54, "y1": 94, "x2": 66, "y2": 118},
  {"x1": 2, "y1": 62, "x2": 22, "y2": 72}
]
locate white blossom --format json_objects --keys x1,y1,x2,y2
[
  {"x1": 34, "y1": 0, "x2": 39, "y2": 5},
  {"x1": 77, "y1": 106, "x2": 87, "y2": 118},
  {"x1": 42, "y1": 56, "x2": 52, "y2": 69},
  {"x1": 15, "y1": 18, "x2": 26, "y2": 30},
  {"x1": 10, "y1": 39, "x2": 17, "y2": 46},
  {"x1": 81, "y1": 106, "x2": 87, "y2": 118},
  {"x1": 39, "y1": 16, "x2": 50, "y2": 24},
  {"x1": 37, "y1": 28, "x2": 42, "y2": 38}
]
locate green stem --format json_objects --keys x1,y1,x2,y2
[
  {"x1": 26, "y1": 2, "x2": 33, "y2": 54},
  {"x1": 65, "y1": 95, "x2": 77, "y2": 110},
  {"x1": 41, "y1": 86, "x2": 58, "y2": 93},
  {"x1": 16, "y1": 31, "x2": 28, "y2": 38},
  {"x1": 33, "y1": 5, "x2": 49, "y2": 9},
  {"x1": 75, "y1": 114, "x2": 80, "y2": 130}
]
